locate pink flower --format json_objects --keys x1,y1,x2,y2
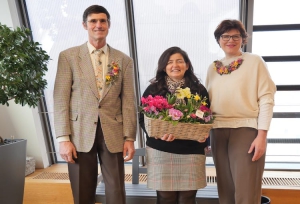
[
  {"x1": 141, "y1": 95, "x2": 172, "y2": 115},
  {"x1": 204, "y1": 116, "x2": 211, "y2": 122},
  {"x1": 200, "y1": 105, "x2": 210, "y2": 112},
  {"x1": 168, "y1": 108, "x2": 183, "y2": 120},
  {"x1": 143, "y1": 106, "x2": 150, "y2": 112},
  {"x1": 190, "y1": 113, "x2": 197, "y2": 119},
  {"x1": 141, "y1": 97, "x2": 147, "y2": 104}
]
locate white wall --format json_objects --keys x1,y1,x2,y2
[
  {"x1": 0, "y1": 0, "x2": 50, "y2": 168},
  {"x1": 0, "y1": 0, "x2": 13, "y2": 26}
]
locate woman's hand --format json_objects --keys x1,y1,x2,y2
[
  {"x1": 197, "y1": 134, "x2": 209, "y2": 143},
  {"x1": 157, "y1": 134, "x2": 176, "y2": 142},
  {"x1": 248, "y1": 130, "x2": 268, "y2": 161},
  {"x1": 205, "y1": 146, "x2": 211, "y2": 154}
]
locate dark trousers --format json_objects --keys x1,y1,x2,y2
[
  {"x1": 211, "y1": 127, "x2": 265, "y2": 204},
  {"x1": 156, "y1": 190, "x2": 197, "y2": 204},
  {"x1": 68, "y1": 119, "x2": 125, "y2": 204}
]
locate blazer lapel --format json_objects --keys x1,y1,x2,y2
[
  {"x1": 100, "y1": 45, "x2": 117, "y2": 102},
  {"x1": 78, "y1": 43, "x2": 99, "y2": 99}
]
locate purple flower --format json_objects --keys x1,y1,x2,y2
[
  {"x1": 168, "y1": 108, "x2": 183, "y2": 120},
  {"x1": 204, "y1": 116, "x2": 211, "y2": 122}
]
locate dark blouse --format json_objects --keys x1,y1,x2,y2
[{"x1": 139, "y1": 82, "x2": 210, "y2": 155}]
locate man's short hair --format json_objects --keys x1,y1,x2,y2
[{"x1": 83, "y1": 5, "x2": 110, "y2": 23}]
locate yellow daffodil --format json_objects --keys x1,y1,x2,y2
[
  {"x1": 175, "y1": 87, "x2": 191, "y2": 99},
  {"x1": 194, "y1": 94, "x2": 200, "y2": 101},
  {"x1": 175, "y1": 90, "x2": 185, "y2": 99},
  {"x1": 201, "y1": 101, "x2": 207, "y2": 106}
]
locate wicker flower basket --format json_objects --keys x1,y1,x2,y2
[{"x1": 144, "y1": 115, "x2": 213, "y2": 141}]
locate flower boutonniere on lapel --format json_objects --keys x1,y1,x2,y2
[{"x1": 106, "y1": 61, "x2": 121, "y2": 85}]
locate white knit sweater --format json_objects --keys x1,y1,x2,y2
[{"x1": 206, "y1": 52, "x2": 276, "y2": 130}]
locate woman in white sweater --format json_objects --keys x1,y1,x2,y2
[{"x1": 206, "y1": 19, "x2": 276, "y2": 204}]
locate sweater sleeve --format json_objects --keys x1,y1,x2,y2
[
  {"x1": 256, "y1": 57, "x2": 276, "y2": 130},
  {"x1": 257, "y1": 103, "x2": 274, "y2": 130}
]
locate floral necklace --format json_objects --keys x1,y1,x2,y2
[{"x1": 214, "y1": 57, "x2": 244, "y2": 76}]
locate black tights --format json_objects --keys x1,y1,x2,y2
[{"x1": 156, "y1": 190, "x2": 197, "y2": 204}]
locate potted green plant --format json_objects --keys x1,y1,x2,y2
[
  {"x1": 0, "y1": 23, "x2": 50, "y2": 107},
  {"x1": 0, "y1": 23, "x2": 50, "y2": 204}
]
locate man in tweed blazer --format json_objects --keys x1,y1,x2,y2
[{"x1": 53, "y1": 5, "x2": 136, "y2": 204}]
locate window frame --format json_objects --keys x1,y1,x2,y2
[
  {"x1": 247, "y1": 0, "x2": 300, "y2": 170},
  {"x1": 18, "y1": 0, "x2": 300, "y2": 170}
]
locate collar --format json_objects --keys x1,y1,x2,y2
[{"x1": 87, "y1": 42, "x2": 108, "y2": 54}]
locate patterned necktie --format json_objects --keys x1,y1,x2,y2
[{"x1": 94, "y1": 49, "x2": 103, "y2": 98}]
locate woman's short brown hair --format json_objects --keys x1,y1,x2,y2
[{"x1": 214, "y1": 19, "x2": 248, "y2": 45}]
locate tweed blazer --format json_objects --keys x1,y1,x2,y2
[{"x1": 54, "y1": 43, "x2": 137, "y2": 153}]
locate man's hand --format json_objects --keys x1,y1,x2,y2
[
  {"x1": 123, "y1": 141, "x2": 135, "y2": 162},
  {"x1": 248, "y1": 130, "x2": 267, "y2": 161},
  {"x1": 59, "y1": 141, "x2": 77, "y2": 163}
]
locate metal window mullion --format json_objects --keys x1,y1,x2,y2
[
  {"x1": 241, "y1": 0, "x2": 254, "y2": 53},
  {"x1": 262, "y1": 56, "x2": 300, "y2": 62},
  {"x1": 273, "y1": 112, "x2": 300, "y2": 118},
  {"x1": 16, "y1": 0, "x2": 56, "y2": 164},
  {"x1": 124, "y1": 0, "x2": 145, "y2": 149},
  {"x1": 253, "y1": 24, "x2": 300, "y2": 32}
]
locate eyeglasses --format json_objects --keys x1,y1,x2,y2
[
  {"x1": 220, "y1": 34, "x2": 241, "y2": 41},
  {"x1": 87, "y1": 19, "x2": 109, "y2": 25}
]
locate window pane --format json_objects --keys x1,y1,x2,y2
[
  {"x1": 25, "y1": 0, "x2": 130, "y2": 162},
  {"x1": 267, "y1": 62, "x2": 300, "y2": 85},
  {"x1": 252, "y1": 31, "x2": 300, "y2": 56},
  {"x1": 132, "y1": 0, "x2": 240, "y2": 94},
  {"x1": 253, "y1": 0, "x2": 300, "y2": 25},
  {"x1": 274, "y1": 91, "x2": 300, "y2": 112},
  {"x1": 266, "y1": 144, "x2": 300, "y2": 163},
  {"x1": 252, "y1": 0, "x2": 300, "y2": 168},
  {"x1": 267, "y1": 119, "x2": 300, "y2": 163},
  {"x1": 269, "y1": 118, "x2": 300, "y2": 138}
]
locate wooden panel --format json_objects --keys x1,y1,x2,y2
[
  {"x1": 24, "y1": 164, "x2": 73, "y2": 204},
  {"x1": 24, "y1": 182, "x2": 73, "y2": 204},
  {"x1": 262, "y1": 188, "x2": 300, "y2": 204},
  {"x1": 23, "y1": 164, "x2": 300, "y2": 204}
]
